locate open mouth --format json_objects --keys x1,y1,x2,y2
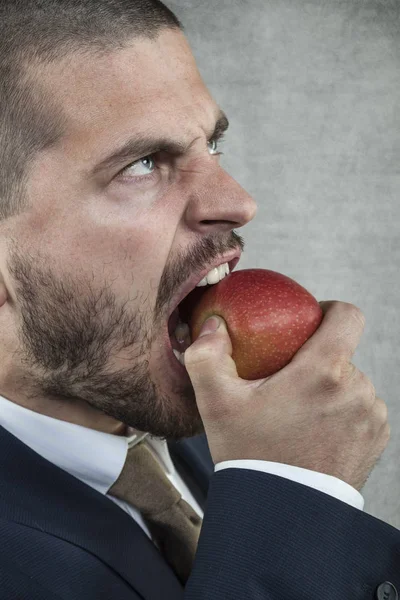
[
  {"x1": 166, "y1": 256, "x2": 240, "y2": 366},
  {"x1": 167, "y1": 285, "x2": 207, "y2": 335}
]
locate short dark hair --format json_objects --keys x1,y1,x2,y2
[{"x1": 0, "y1": 0, "x2": 183, "y2": 221}]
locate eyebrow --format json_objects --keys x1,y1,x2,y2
[{"x1": 91, "y1": 109, "x2": 230, "y2": 176}]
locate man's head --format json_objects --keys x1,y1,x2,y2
[{"x1": 0, "y1": 0, "x2": 257, "y2": 440}]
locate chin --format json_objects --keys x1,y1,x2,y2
[{"x1": 143, "y1": 350, "x2": 202, "y2": 441}]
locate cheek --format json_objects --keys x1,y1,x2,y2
[
  {"x1": 70, "y1": 217, "x2": 173, "y2": 301},
  {"x1": 25, "y1": 186, "x2": 177, "y2": 296}
]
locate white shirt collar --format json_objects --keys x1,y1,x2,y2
[{"x1": 0, "y1": 393, "x2": 176, "y2": 495}]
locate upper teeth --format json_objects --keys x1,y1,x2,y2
[{"x1": 196, "y1": 262, "x2": 230, "y2": 287}]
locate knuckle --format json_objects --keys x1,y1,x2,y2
[
  {"x1": 373, "y1": 397, "x2": 389, "y2": 426},
  {"x1": 347, "y1": 303, "x2": 366, "y2": 328},
  {"x1": 319, "y1": 361, "x2": 338, "y2": 387},
  {"x1": 358, "y1": 371, "x2": 376, "y2": 408},
  {"x1": 377, "y1": 422, "x2": 391, "y2": 452},
  {"x1": 319, "y1": 358, "x2": 349, "y2": 389},
  {"x1": 383, "y1": 422, "x2": 391, "y2": 442}
]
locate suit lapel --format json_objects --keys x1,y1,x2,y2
[
  {"x1": 0, "y1": 425, "x2": 215, "y2": 598},
  {"x1": 0, "y1": 425, "x2": 184, "y2": 599}
]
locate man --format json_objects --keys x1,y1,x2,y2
[{"x1": 0, "y1": 0, "x2": 397, "y2": 598}]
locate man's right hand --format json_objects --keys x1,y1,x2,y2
[{"x1": 184, "y1": 301, "x2": 390, "y2": 492}]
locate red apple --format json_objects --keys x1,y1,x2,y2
[{"x1": 179, "y1": 269, "x2": 323, "y2": 380}]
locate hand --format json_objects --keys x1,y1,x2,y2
[{"x1": 184, "y1": 301, "x2": 390, "y2": 491}]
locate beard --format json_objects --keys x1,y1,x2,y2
[{"x1": 5, "y1": 232, "x2": 244, "y2": 441}]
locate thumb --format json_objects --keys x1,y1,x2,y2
[{"x1": 184, "y1": 315, "x2": 239, "y2": 405}]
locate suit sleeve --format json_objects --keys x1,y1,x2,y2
[
  {"x1": 215, "y1": 459, "x2": 364, "y2": 510},
  {"x1": 184, "y1": 468, "x2": 400, "y2": 599}
]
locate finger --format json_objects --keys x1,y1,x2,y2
[{"x1": 296, "y1": 300, "x2": 366, "y2": 366}]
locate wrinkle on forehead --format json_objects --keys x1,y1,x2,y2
[{"x1": 31, "y1": 29, "x2": 216, "y2": 165}]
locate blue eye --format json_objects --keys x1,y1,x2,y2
[
  {"x1": 123, "y1": 156, "x2": 156, "y2": 177},
  {"x1": 119, "y1": 135, "x2": 225, "y2": 182},
  {"x1": 208, "y1": 137, "x2": 224, "y2": 155}
]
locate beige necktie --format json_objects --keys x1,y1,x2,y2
[{"x1": 108, "y1": 441, "x2": 203, "y2": 585}]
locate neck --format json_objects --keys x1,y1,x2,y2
[{"x1": 0, "y1": 383, "x2": 131, "y2": 436}]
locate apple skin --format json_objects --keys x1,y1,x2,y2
[{"x1": 182, "y1": 269, "x2": 323, "y2": 380}]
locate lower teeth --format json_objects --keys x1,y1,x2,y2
[
  {"x1": 173, "y1": 349, "x2": 185, "y2": 366},
  {"x1": 173, "y1": 321, "x2": 192, "y2": 351}
]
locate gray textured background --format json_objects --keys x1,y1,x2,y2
[{"x1": 166, "y1": 0, "x2": 400, "y2": 529}]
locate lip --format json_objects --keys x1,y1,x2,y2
[{"x1": 166, "y1": 250, "x2": 242, "y2": 324}]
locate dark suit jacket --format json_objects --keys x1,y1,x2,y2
[{"x1": 0, "y1": 424, "x2": 398, "y2": 599}]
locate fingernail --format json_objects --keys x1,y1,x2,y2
[{"x1": 199, "y1": 316, "x2": 221, "y2": 337}]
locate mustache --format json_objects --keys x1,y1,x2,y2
[{"x1": 155, "y1": 232, "x2": 245, "y2": 317}]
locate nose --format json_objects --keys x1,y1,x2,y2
[{"x1": 183, "y1": 166, "x2": 258, "y2": 234}]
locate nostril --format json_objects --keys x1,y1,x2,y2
[{"x1": 201, "y1": 220, "x2": 240, "y2": 227}]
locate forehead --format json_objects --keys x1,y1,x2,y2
[{"x1": 39, "y1": 29, "x2": 217, "y2": 158}]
